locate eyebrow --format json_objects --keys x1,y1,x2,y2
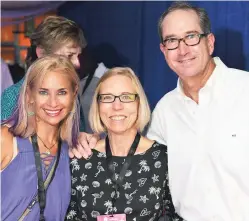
[
  {"x1": 164, "y1": 30, "x2": 200, "y2": 40},
  {"x1": 66, "y1": 52, "x2": 77, "y2": 55},
  {"x1": 39, "y1": 88, "x2": 68, "y2": 91},
  {"x1": 100, "y1": 92, "x2": 135, "y2": 94},
  {"x1": 66, "y1": 47, "x2": 81, "y2": 52},
  {"x1": 66, "y1": 51, "x2": 82, "y2": 56}
]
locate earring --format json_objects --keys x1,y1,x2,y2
[
  {"x1": 28, "y1": 111, "x2": 35, "y2": 116},
  {"x1": 70, "y1": 101, "x2": 76, "y2": 115},
  {"x1": 27, "y1": 102, "x2": 35, "y2": 117}
]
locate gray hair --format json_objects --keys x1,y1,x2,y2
[{"x1": 158, "y1": 1, "x2": 211, "y2": 43}]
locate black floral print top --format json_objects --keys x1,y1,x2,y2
[{"x1": 66, "y1": 142, "x2": 182, "y2": 221}]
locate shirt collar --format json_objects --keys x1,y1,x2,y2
[
  {"x1": 94, "y1": 62, "x2": 108, "y2": 78},
  {"x1": 82, "y1": 62, "x2": 108, "y2": 80},
  {"x1": 176, "y1": 57, "x2": 225, "y2": 101}
]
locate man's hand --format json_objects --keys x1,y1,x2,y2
[{"x1": 68, "y1": 132, "x2": 100, "y2": 159}]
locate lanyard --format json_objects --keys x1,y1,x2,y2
[
  {"x1": 78, "y1": 95, "x2": 86, "y2": 132},
  {"x1": 31, "y1": 134, "x2": 61, "y2": 221},
  {"x1": 105, "y1": 132, "x2": 141, "y2": 215}
]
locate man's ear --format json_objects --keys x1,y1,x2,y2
[
  {"x1": 207, "y1": 33, "x2": 215, "y2": 56},
  {"x1": 160, "y1": 43, "x2": 167, "y2": 57},
  {"x1": 36, "y1": 47, "x2": 44, "y2": 58}
]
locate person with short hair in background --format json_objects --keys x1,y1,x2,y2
[{"x1": 1, "y1": 16, "x2": 86, "y2": 122}]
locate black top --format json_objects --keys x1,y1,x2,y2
[{"x1": 66, "y1": 142, "x2": 182, "y2": 221}]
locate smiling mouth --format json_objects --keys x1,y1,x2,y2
[
  {"x1": 110, "y1": 115, "x2": 126, "y2": 121},
  {"x1": 44, "y1": 109, "x2": 62, "y2": 117},
  {"x1": 179, "y1": 58, "x2": 195, "y2": 63}
]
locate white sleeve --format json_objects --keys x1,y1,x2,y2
[{"x1": 146, "y1": 103, "x2": 167, "y2": 146}]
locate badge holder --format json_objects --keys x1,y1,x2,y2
[
  {"x1": 97, "y1": 214, "x2": 126, "y2": 221},
  {"x1": 97, "y1": 133, "x2": 140, "y2": 221}
]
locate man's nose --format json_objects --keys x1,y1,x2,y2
[
  {"x1": 178, "y1": 40, "x2": 189, "y2": 56},
  {"x1": 72, "y1": 57, "x2": 80, "y2": 69}
]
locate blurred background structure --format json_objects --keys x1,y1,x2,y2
[{"x1": 1, "y1": 1, "x2": 249, "y2": 109}]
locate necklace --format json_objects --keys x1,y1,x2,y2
[{"x1": 37, "y1": 134, "x2": 58, "y2": 155}]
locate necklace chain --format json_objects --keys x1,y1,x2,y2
[{"x1": 37, "y1": 134, "x2": 58, "y2": 151}]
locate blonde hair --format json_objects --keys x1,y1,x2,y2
[
  {"x1": 5, "y1": 55, "x2": 80, "y2": 147},
  {"x1": 89, "y1": 67, "x2": 151, "y2": 133},
  {"x1": 26, "y1": 16, "x2": 87, "y2": 68}
]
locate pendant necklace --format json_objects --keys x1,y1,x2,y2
[{"x1": 37, "y1": 134, "x2": 58, "y2": 155}]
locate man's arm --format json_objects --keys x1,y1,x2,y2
[{"x1": 68, "y1": 132, "x2": 100, "y2": 159}]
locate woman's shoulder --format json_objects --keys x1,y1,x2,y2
[
  {"x1": 70, "y1": 139, "x2": 106, "y2": 166},
  {"x1": 137, "y1": 136, "x2": 167, "y2": 154},
  {"x1": 1, "y1": 126, "x2": 14, "y2": 170},
  {"x1": 151, "y1": 141, "x2": 167, "y2": 150},
  {"x1": 94, "y1": 139, "x2": 105, "y2": 153},
  {"x1": 1, "y1": 126, "x2": 14, "y2": 147}
]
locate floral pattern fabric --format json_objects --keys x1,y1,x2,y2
[{"x1": 66, "y1": 142, "x2": 182, "y2": 221}]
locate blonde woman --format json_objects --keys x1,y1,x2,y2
[
  {"x1": 66, "y1": 67, "x2": 182, "y2": 221},
  {"x1": 1, "y1": 55, "x2": 80, "y2": 221}
]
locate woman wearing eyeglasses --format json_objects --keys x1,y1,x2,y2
[{"x1": 66, "y1": 67, "x2": 182, "y2": 221}]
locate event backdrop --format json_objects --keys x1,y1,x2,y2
[{"x1": 59, "y1": 1, "x2": 249, "y2": 109}]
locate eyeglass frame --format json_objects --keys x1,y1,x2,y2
[
  {"x1": 97, "y1": 93, "x2": 139, "y2": 103},
  {"x1": 162, "y1": 33, "x2": 209, "y2": 50}
]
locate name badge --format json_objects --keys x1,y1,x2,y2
[{"x1": 97, "y1": 214, "x2": 126, "y2": 221}]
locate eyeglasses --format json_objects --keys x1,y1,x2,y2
[
  {"x1": 162, "y1": 33, "x2": 209, "y2": 50},
  {"x1": 98, "y1": 93, "x2": 138, "y2": 103}
]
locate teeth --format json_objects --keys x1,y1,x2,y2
[
  {"x1": 45, "y1": 110, "x2": 60, "y2": 114},
  {"x1": 180, "y1": 58, "x2": 194, "y2": 63},
  {"x1": 110, "y1": 116, "x2": 126, "y2": 120}
]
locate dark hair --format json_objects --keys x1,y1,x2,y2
[{"x1": 158, "y1": 1, "x2": 211, "y2": 43}]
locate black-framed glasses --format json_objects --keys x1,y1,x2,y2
[
  {"x1": 98, "y1": 93, "x2": 138, "y2": 103},
  {"x1": 162, "y1": 33, "x2": 209, "y2": 50}
]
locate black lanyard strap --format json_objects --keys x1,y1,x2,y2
[
  {"x1": 105, "y1": 132, "x2": 141, "y2": 215},
  {"x1": 31, "y1": 134, "x2": 61, "y2": 221}
]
